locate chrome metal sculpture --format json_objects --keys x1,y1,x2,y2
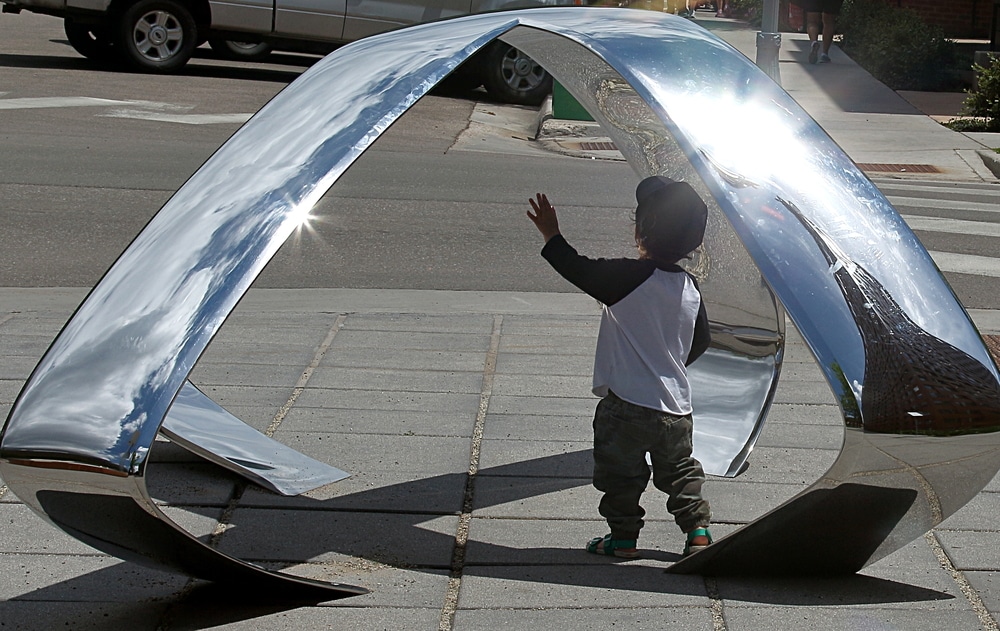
[{"x1": 3, "y1": 7, "x2": 999, "y2": 593}]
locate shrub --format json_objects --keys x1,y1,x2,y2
[
  {"x1": 959, "y1": 57, "x2": 1000, "y2": 132},
  {"x1": 837, "y1": 0, "x2": 959, "y2": 91}
]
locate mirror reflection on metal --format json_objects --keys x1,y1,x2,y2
[{"x1": 2, "y1": 7, "x2": 999, "y2": 593}]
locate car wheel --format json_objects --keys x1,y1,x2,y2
[
  {"x1": 480, "y1": 42, "x2": 551, "y2": 106},
  {"x1": 64, "y1": 18, "x2": 116, "y2": 62},
  {"x1": 209, "y1": 38, "x2": 272, "y2": 61},
  {"x1": 116, "y1": 0, "x2": 197, "y2": 72}
]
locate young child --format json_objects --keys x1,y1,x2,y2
[{"x1": 526, "y1": 176, "x2": 713, "y2": 558}]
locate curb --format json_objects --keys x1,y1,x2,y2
[{"x1": 977, "y1": 148, "x2": 1000, "y2": 179}]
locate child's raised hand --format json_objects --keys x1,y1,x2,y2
[{"x1": 527, "y1": 193, "x2": 561, "y2": 242}]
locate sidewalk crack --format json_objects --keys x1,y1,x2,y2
[{"x1": 439, "y1": 314, "x2": 503, "y2": 631}]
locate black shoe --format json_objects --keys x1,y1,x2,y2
[{"x1": 808, "y1": 41, "x2": 820, "y2": 64}]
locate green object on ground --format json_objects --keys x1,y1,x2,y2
[{"x1": 552, "y1": 81, "x2": 593, "y2": 121}]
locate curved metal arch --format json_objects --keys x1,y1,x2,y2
[{"x1": 2, "y1": 7, "x2": 999, "y2": 592}]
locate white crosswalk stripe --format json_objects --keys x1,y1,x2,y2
[
  {"x1": 0, "y1": 95, "x2": 252, "y2": 124},
  {"x1": 875, "y1": 177, "x2": 1000, "y2": 278}
]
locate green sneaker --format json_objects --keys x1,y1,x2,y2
[
  {"x1": 684, "y1": 527, "x2": 712, "y2": 556},
  {"x1": 587, "y1": 534, "x2": 639, "y2": 559}
]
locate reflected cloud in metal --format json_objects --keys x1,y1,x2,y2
[{"x1": 2, "y1": 6, "x2": 999, "y2": 591}]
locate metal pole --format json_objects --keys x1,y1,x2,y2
[{"x1": 755, "y1": 0, "x2": 782, "y2": 85}]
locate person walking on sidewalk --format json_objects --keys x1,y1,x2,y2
[
  {"x1": 525, "y1": 176, "x2": 713, "y2": 559},
  {"x1": 797, "y1": 0, "x2": 844, "y2": 63}
]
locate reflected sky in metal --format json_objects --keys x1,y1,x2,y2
[{"x1": 3, "y1": 6, "x2": 1000, "y2": 588}]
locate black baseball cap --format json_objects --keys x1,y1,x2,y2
[{"x1": 635, "y1": 176, "x2": 707, "y2": 259}]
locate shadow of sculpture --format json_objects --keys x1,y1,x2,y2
[{"x1": 9, "y1": 448, "x2": 954, "y2": 630}]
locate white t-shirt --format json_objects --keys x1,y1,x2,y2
[{"x1": 540, "y1": 235, "x2": 709, "y2": 414}]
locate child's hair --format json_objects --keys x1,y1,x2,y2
[{"x1": 634, "y1": 176, "x2": 708, "y2": 264}]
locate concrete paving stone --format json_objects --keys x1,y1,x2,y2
[
  {"x1": 453, "y1": 606, "x2": 715, "y2": 630},
  {"x1": 317, "y1": 347, "x2": 490, "y2": 372},
  {"x1": 777, "y1": 362, "x2": 831, "y2": 382},
  {"x1": 963, "y1": 571, "x2": 1000, "y2": 617},
  {"x1": 699, "y1": 479, "x2": 806, "y2": 525},
  {"x1": 862, "y1": 538, "x2": 972, "y2": 603},
  {"x1": 217, "y1": 508, "x2": 459, "y2": 569},
  {"x1": 499, "y1": 316, "x2": 598, "y2": 337},
  {"x1": 498, "y1": 333, "x2": 598, "y2": 356},
  {"x1": 0, "y1": 312, "x2": 71, "y2": 335},
  {"x1": 939, "y1": 490, "x2": 1000, "y2": 531},
  {"x1": 259, "y1": 561, "x2": 449, "y2": 609},
  {"x1": 306, "y1": 365, "x2": 483, "y2": 394},
  {"x1": 486, "y1": 394, "x2": 597, "y2": 417},
  {"x1": 725, "y1": 445, "x2": 839, "y2": 485},
  {"x1": 0, "y1": 601, "x2": 169, "y2": 631},
  {"x1": 723, "y1": 605, "x2": 984, "y2": 630},
  {"x1": 197, "y1": 384, "x2": 295, "y2": 410},
  {"x1": 278, "y1": 405, "x2": 477, "y2": 437},
  {"x1": 338, "y1": 312, "x2": 495, "y2": 333},
  {"x1": 985, "y1": 469, "x2": 1000, "y2": 493},
  {"x1": 493, "y1": 352, "x2": 594, "y2": 377},
  {"x1": 466, "y1": 516, "x2": 692, "y2": 566},
  {"x1": 477, "y1": 439, "x2": 592, "y2": 477},
  {"x1": 472, "y1": 475, "x2": 601, "y2": 520},
  {"x1": 716, "y1": 539, "x2": 966, "y2": 609},
  {"x1": 210, "y1": 311, "x2": 338, "y2": 329},
  {"x1": 0, "y1": 380, "x2": 20, "y2": 405},
  {"x1": 215, "y1": 311, "x2": 337, "y2": 328},
  {"x1": 294, "y1": 388, "x2": 483, "y2": 414},
  {"x1": 167, "y1": 601, "x2": 443, "y2": 631},
  {"x1": 0, "y1": 553, "x2": 188, "y2": 601},
  {"x1": 144, "y1": 461, "x2": 242, "y2": 507},
  {"x1": 198, "y1": 341, "x2": 322, "y2": 367},
  {"x1": 754, "y1": 419, "x2": 843, "y2": 450},
  {"x1": 189, "y1": 362, "x2": 308, "y2": 387},
  {"x1": 491, "y1": 372, "x2": 592, "y2": 398},
  {"x1": 269, "y1": 432, "x2": 472, "y2": 475},
  {"x1": 239, "y1": 465, "x2": 467, "y2": 514},
  {"x1": 237, "y1": 432, "x2": 469, "y2": 513},
  {"x1": 330, "y1": 330, "x2": 491, "y2": 352},
  {"x1": 482, "y1": 412, "x2": 592, "y2": 442},
  {"x1": 158, "y1": 504, "x2": 228, "y2": 541},
  {"x1": 0, "y1": 332, "x2": 68, "y2": 357},
  {"x1": 0, "y1": 504, "x2": 103, "y2": 556},
  {"x1": 0, "y1": 353, "x2": 37, "y2": 379},
  {"x1": 457, "y1": 564, "x2": 710, "y2": 609},
  {"x1": 765, "y1": 402, "x2": 844, "y2": 426},
  {"x1": 935, "y1": 530, "x2": 1000, "y2": 571},
  {"x1": 207, "y1": 323, "x2": 335, "y2": 349},
  {"x1": 771, "y1": 378, "x2": 837, "y2": 405}
]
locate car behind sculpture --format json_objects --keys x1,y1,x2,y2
[
  {"x1": 0, "y1": 0, "x2": 595, "y2": 104},
  {"x1": 3, "y1": 7, "x2": 1000, "y2": 596}
]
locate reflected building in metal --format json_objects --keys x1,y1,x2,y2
[{"x1": 3, "y1": 7, "x2": 999, "y2": 592}]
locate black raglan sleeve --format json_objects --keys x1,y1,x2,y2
[
  {"x1": 685, "y1": 275, "x2": 711, "y2": 365},
  {"x1": 540, "y1": 234, "x2": 655, "y2": 306}
]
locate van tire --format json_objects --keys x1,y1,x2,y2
[
  {"x1": 480, "y1": 42, "x2": 551, "y2": 106},
  {"x1": 116, "y1": 0, "x2": 197, "y2": 72},
  {"x1": 209, "y1": 39, "x2": 273, "y2": 61}
]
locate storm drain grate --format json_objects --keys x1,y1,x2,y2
[
  {"x1": 576, "y1": 141, "x2": 619, "y2": 151},
  {"x1": 856, "y1": 163, "x2": 941, "y2": 174}
]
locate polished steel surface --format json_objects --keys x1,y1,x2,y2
[
  {"x1": 161, "y1": 382, "x2": 350, "y2": 496},
  {"x1": 2, "y1": 6, "x2": 999, "y2": 590}
]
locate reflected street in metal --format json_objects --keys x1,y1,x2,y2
[{"x1": 3, "y1": 7, "x2": 999, "y2": 592}]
